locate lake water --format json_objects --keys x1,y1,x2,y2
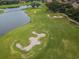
[{"x1": 0, "y1": 7, "x2": 30, "y2": 35}]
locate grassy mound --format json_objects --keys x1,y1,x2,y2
[{"x1": 0, "y1": 7, "x2": 79, "y2": 59}]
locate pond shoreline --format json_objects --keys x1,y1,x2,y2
[{"x1": 0, "y1": 6, "x2": 30, "y2": 36}]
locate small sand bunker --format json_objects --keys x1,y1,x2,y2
[
  {"x1": 16, "y1": 31, "x2": 46, "y2": 52},
  {"x1": 47, "y1": 14, "x2": 63, "y2": 19},
  {"x1": 47, "y1": 14, "x2": 50, "y2": 17},
  {"x1": 53, "y1": 16, "x2": 63, "y2": 18},
  {"x1": 34, "y1": 11, "x2": 37, "y2": 14}
]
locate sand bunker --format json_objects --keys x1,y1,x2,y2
[
  {"x1": 47, "y1": 14, "x2": 63, "y2": 18},
  {"x1": 16, "y1": 31, "x2": 46, "y2": 52},
  {"x1": 34, "y1": 11, "x2": 37, "y2": 14},
  {"x1": 53, "y1": 16, "x2": 63, "y2": 18}
]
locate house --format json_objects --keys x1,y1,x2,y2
[
  {"x1": 46, "y1": 0, "x2": 52, "y2": 3},
  {"x1": 58, "y1": 0, "x2": 79, "y2": 8},
  {"x1": 58, "y1": 0, "x2": 79, "y2": 4}
]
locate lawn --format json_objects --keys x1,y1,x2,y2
[
  {"x1": 0, "y1": 4, "x2": 20, "y2": 9},
  {"x1": 0, "y1": 2, "x2": 31, "y2": 9},
  {"x1": 0, "y1": 10, "x2": 4, "y2": 13},
  {"x1": 0, "y1": 7, "x2": 79, "y2": 59}
]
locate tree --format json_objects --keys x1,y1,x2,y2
[{"x1": 31, "y1": 1, "x2": 41, "y2": 8}]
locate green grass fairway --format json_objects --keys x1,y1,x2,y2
[{"x1": 0, "y1": 7, "x2": 79, "y2": 59}]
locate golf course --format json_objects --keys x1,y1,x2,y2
[{"x1": 0, "y1": 1, "x2": 79, "y2": 59}]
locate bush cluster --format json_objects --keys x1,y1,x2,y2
[
  {"x1": 0, "y1": 1, "x2": 19, "y2": 5},
  {"x1": 31, "y1": 1, "x2": 41, "y2": 8}
]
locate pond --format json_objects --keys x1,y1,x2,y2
[{"x1": 0, "y1": 7, "x2": 30, "y2": 35}]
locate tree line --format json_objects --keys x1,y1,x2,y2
[{"x1": 46, "y1": 0, "x2": 79, "y2": 22}]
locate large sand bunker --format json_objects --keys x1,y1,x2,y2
[{"x1": 16, "y1": 31, "x2": 46, "y2": 52}]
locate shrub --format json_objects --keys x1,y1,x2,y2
[
  {"x1": 0, "y1": 1, "x2": 19, "y2": 5},
  {"x1": 69, "y1": 9, "x2": 79, "y2": 22},
  {"x1": 31, "y1": 1, "x2": 41, "y2": 8},
  {"x1": 46, "y1": 1, "x2": 62, "y2": 12}
]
